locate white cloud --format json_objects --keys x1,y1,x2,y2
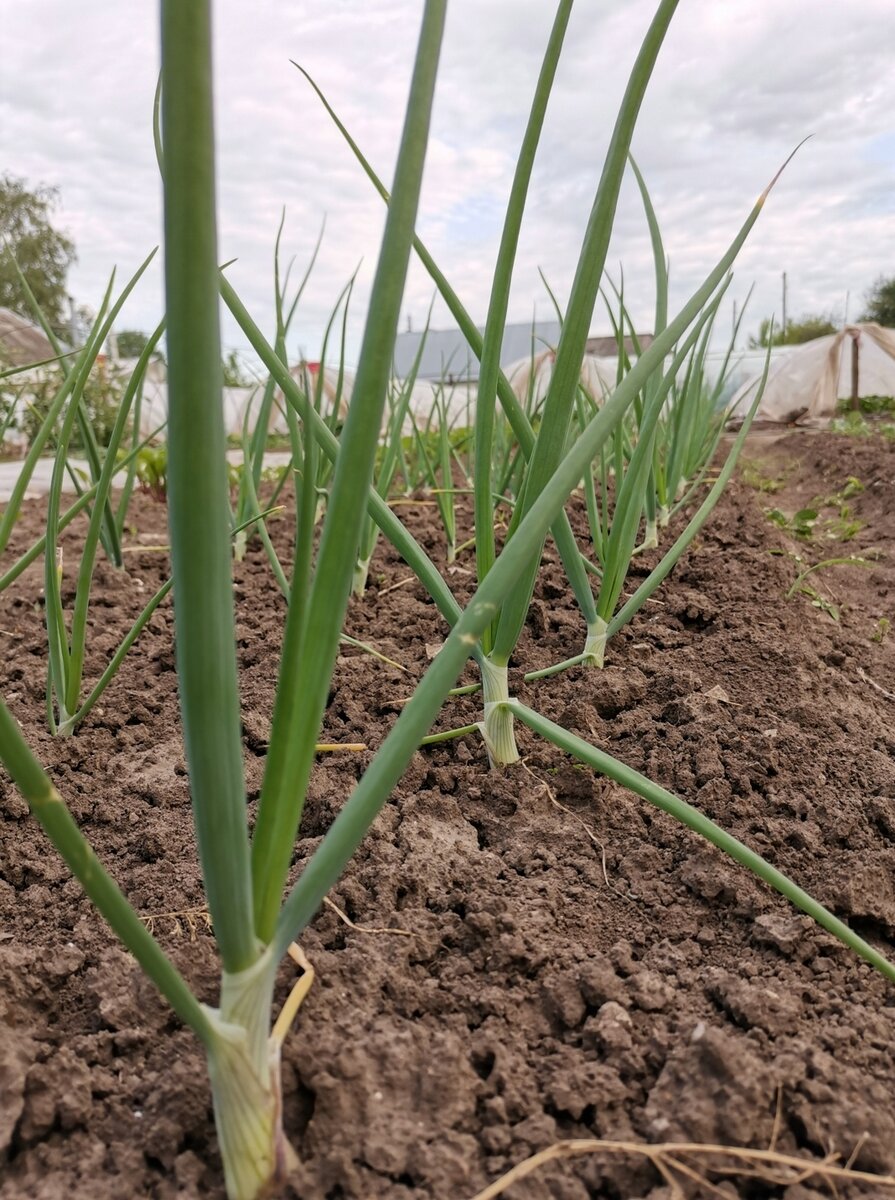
[{"x1": 2, "y1": 1, "x2": 894, "y2": 362}]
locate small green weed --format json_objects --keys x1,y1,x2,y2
[
  {"x1": 767, "y1": 507, "x2": 818, "y2": 539},
  {"x1": 792, "y1": 581, "x2": 840, "y2": 621},
  {"x1": 740, "y1": 457, "x2": 789, "y2": 494},
  {"x1": 830, "y1": 410, "x2": 895, "y2": 439},
  {"x1": 871, "y1": 617, "x2": 890, "y2": 644},
  {"x1": 818, "y1": 476, "x2": 864, "y2": 506},
  {"x1": 781, "y1": 552, "x2": 874, "y2": 623},
  {"x1": 766, "y1": 476, "x2": 866, "y2": 543},
  {"x1": 135, "y1": 445, "x2": 168, "y2": 502},
  {"x1": 835, "y1": 394, "x2": 895, "y2": 417}
]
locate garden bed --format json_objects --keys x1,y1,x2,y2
[{"x1": 1, "y1": 429, "x2": 894, "y2": 1199}]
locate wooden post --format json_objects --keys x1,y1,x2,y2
[{"x1": 851, "y1": 332, "x2": 860, "y2": 411}]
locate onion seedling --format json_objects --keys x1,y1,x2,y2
[
  {"x1": 295, "y1": 40, "x2": 608, "y2": 673},
  {"x1": 231, "y1": 214, "x2": 323, "y2": 560},
  {"x1": 351, "y1": 317, "x2": 428, "y2": 594},
  {"x1": 292, "y1": 282, "x2": 354, "y2": 530},
  {"x1": 11, "y1": 263, "x2": 129, "y2": 567},
  {"x1": 408, "y1": 379, "x2": 468, "y2": 565},
  {"x1": 298, "y1": 1, "x2": 713, "y2": 763},
  {"x1": 42, "y1": 301, "x2": 165, "y2": 734}
]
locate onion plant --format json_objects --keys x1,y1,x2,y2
[
  {"x1": 11, "y1": 263, "x2": 127, "y2": 567},
  {"x1": 4, "y1": 8, "x2": 894, "y2": 1200},
  {"x1": 351, "y1": 324, "x2": 427, "y2": 594},
  {"x1": 544, "y1": 167, "x2": 762, "y2": 671},
  {"x1": 290, "y1": 285, "x2": 354, "y2": 530},
  {"x1": 43, "y1": 302, "x2": 166, "y2": 734},
  {"x1": 295, "y1": 30, "x2": 608, "y2": 676},
  {"x1": 407, "y1": 379, "x2": 471, "y2": 566},
  {"x1": 460, "y1": 0, "x2": 691, "y2": 763},
  {"x1": 0, "y1": 330, "x2": 100, "y2": 562},
  {"x1": 3, "y1": 6, "x2": 456, "y2": 1194},
  {"x1": 297, "y1": 0, "x2": 703, "y2": 763},
  {"x1": 536, "y1": 346, "x2": 771, "y2": 678},
  {"x1": 0, "y1": 421, "x2": 165, "y2": 595},
  {"x1": 231, "y1": 214, "x2": 323, "y2": 560}
]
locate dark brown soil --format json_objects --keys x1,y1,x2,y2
[{"x1": 1, "y1": 430, "x2": 895, "y2": 1200}]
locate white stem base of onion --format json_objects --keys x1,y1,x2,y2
[
  {"x1": 54, "y1": 703, "x2": 76, "y2": 737},
  {"x1": 582, "y1": 616, "x2": 608, "y2": 668},
  {"x1": 479, "y1": 657, "x2": 520, "y2": 768},
  {"x1": 658, "y1": 504, "x2": 670, "y2": 528},
  {"x1": 204, "y1": 949, "x2": 296, "y2": 1200},
  {"x1": 642, "y1": 519, "x2": 658, "y2": 549},
  {"x1": 351, "y1": 554, "x2": 372, "y2": 597}
]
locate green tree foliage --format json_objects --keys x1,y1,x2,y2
[
  {"x1": 749, "y1": 313, "x2": 839, "y2": 348},
  {"x1": 861, "y1": 276, "x2": 895, "y2": 328},
  {"x1": 0, "y1": 174, "x2": 76, "y2": 329},
  {"x1": 115, "y1": 329, "x2": 151, "y2": 358}
]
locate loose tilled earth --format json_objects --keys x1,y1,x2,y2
[{"x1": 1, "y1": 430, "x2": 895, "y2": 1199}]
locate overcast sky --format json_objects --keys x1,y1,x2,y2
[{"x1": 3, "y1": 1, "x2": 895, "y2": 366}]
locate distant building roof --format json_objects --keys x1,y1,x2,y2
[
  {"x1": 393, "y1": 319, "x2": 653, "y2": 381},
  {"x1": 586, "y1": 332, "x2": 653, "y2": 357},
  {"x1": 0, "y1": 307, "x2": 57, "y2": 367}
]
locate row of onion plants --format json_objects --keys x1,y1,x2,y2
[{"x1": 1, "y1": 5, "x2": 893, "y2": 1200}]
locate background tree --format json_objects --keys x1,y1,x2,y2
[
  {"x1": 0, "y1": 174, "x2": 76, "y2": 330},
  {"x1": 115, "y1": 329, "x2": 151, "y2": 358},
  {"x1": 749, "y1": 312, "x2": 839, "y2": 349},
  {"x1": 861, "y1": 276, "x2": 895, "y2": 328}
]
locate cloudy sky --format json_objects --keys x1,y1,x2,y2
[{"x1": 3, "y1": 1, "x2": 895, "y2": 366}]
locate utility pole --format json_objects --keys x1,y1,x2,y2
[{"x1": 851, "y1": 332, "x2": 860, "y2": 411}]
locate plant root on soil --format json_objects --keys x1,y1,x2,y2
[{"x1": 468, "y1": 1138, "x2": 895, "y2": 1200}]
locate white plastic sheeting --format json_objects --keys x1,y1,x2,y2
[
  {"x1": 135, "y1": 380, "x2": 269, "y2": 438},
  {"x1": 504, "y1": 349, "x2": 618, "y2": 408},
  {"x1": 130, "y1": 352, "x2": 629, "y2": 439},
  {"x1": 133, "y1": 364, "x2": 356, "y2": 439},
  {"x1": 702, "y1": 346, "x2": 795, "y2": 408},
  {"x1": 131, "y1": 365, "x2": 478, "y2": 438},
  {"x1": 729, "y1": 324, "x2": 895, "y2": 424}
]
